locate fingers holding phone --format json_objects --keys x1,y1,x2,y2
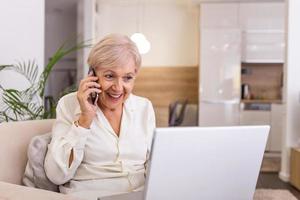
[
  {"x1": 78, "y1": 76, "x2": 101, "y2": 111},
  {"x1": 76, "y1": 69, "x2": 102, "y2": 128},
  {"x1": 87, "y1": 68, "x2": 100, "y2": 105},
  {"x1": 81, "y1": 79, "x2": 101, "y2": 105}
]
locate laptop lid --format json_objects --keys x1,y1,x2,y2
[{"x1": 144, "y1": 126, "x2": 269, "y2": 200}]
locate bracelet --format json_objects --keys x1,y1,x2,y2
[
  {"x1": 74, "y1": 119, "x2": 90, "y2": 129},
  {"x1": 74, "y1": 120, "x2": 80, "y2": 127}
]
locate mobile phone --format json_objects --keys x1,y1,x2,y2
[{"x1": 88, "y1": 67, "x2": 99, "y2": 105}]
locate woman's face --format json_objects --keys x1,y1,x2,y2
[{"x1": 95, "y1": 58, "x2": 137, "y2": 111}]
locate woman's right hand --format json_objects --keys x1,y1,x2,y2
[{"x1": 77, "y1": 76, "x2": 101, "y2": 128}]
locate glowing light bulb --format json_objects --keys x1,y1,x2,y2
[{"x1": 130, "y1": 33, "x2": 151, "y2": 54}]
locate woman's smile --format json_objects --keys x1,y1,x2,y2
[{"x1": 105, "y1": 91, "x2": 124, "y2": 102}]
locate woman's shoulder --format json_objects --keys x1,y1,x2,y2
[
  {"x1": 129, "y1": 94, "x2": 153, "y2": 107},
  {"x1": 56, "y1": 92, "x2": 80, "y2": 112},
  {"x1": 129, "y1": 94, "x2": 156, "y2": 126},
  {"x1": 58, "y1": 92, "x2": 78, "y2": 104},
  {"x1": 127, "y1": 94, "x2": 154, "y2": 114}
]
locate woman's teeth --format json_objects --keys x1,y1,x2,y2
[{"x1": 108, "y1": 93, "x2": 122, "y2": 98}]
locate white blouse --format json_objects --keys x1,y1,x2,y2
[{"x1": 44, "y1": 92, "x2": 156, "y2": 199}]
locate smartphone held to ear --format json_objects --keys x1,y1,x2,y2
[{"x1": 88, "y1": 67, "x2": 99, "y2": 105}]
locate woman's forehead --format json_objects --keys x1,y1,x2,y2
[
  {"x1": 97, "y1": 57, "x2": 136, "y2": 72},
  {"x1": 96, "y1": 64, "x2": 136, "y2": 74}
]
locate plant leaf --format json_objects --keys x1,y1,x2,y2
[
  {"x1": 0, "y1": 65, "x2": 14, "y2": 71},
  {"x1": 2, "y1": 89, "x2": 35, "y2": 117},
  {"x1": 14, "y1": 60, "x2": 39, "y2": 84},
  {"x1": 0, "y1": 38, "x2": 90, "y2": 122},
  {"x1": 38, "y1": 39, "x2": 92, "y2": 98}
]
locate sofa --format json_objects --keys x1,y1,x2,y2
[{"x1": 0, "y1": 119, "x2": 80, "y2": 200}]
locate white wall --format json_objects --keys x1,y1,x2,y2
[
  {"x1": 94, "y1": 0, "x2": 199, "y2": 67},
  {"x1": 280, "y1": 0, "x2": 300, "y2": 182},
  {"x1": 0, "y1": 0, "x2": 45, "y2": 90},
  {"x1": 45, "y1": 0, "x2": 77, "y2": 100},
  {"x1": 77, "y1": 0, "x2": 95, "y2": 81}
]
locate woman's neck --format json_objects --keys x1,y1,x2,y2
[
  {"x1": 98, "y1": 102, "x2": 123, "y2": 136},
  {"x1": 98, "y1": 102, "x2": 123, "y2": 115}
]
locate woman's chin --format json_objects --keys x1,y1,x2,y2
[{"x1": 101, "y1": 95, "x2": 124, "y2": 110}]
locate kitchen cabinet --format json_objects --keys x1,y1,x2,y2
[
  {"x1": 239, "y1": 110, "x2": 272, "y2": 151},
  {"x1": 241, "y1": 30, "x2": 285, "y2": 63},
  {"x1": 200, "y1": 4, "x2": 285, "y2": 75},
  {"x1": 270, "y1": 104, "x2": 284, "y2": 152},
  {"x1": 199, "y1": 1, "x2": 285, "y2": 151},
  {"x1": 199, "y1": 4, "x2": 241, "y2": 127},
  {"x1": 239, "y1": 3, "x2": 285, "y2": 31},
  {"x1": 200, "y1": 4, "x2": 239, "y2": 29},
  {"x1": 239, "y1": 2, "x2": 285, "y2": 63},
  {"x1": 239, "y1": 103, "x2": 284, "y2": 152}
]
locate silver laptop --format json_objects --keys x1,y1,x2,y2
[{"x1": 100, "y1": 126, "x2": 269, "y2": 200}]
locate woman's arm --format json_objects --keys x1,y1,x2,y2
[
  {"x1": 44, "y1": 75, "x2": 101, "y2": 185},
  {"x1": 144, "y1": 100, "x2": 156, "y2": 173},
  {"x1": 44, "y1": 98, "x2": 91, "y2": 185},
  {"x1": 147, "y1": 100, "x2": 156, "y2": 151}
]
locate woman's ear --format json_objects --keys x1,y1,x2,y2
[{"x1": 134, "y1": 67, "x2": 139, "y2": 75}]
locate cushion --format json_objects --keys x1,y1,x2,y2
[{"x1": 22, "y1": 132, "x2": 59, "y2": 192}]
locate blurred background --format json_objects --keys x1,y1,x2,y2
[{"x1": 1, "y1": 0, "x2": 300, "y2": 197}]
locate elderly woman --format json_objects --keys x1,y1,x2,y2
[{"x1": 44, "y1": 34, "x2": 156, "y2": 199}]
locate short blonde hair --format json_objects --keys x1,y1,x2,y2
[{"x1": 87, "y1": 34, "x2": 141, "y2": 71}]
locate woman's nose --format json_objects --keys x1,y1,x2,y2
[{"x1": 112, "y1": 78, "x2": 123, "y2": 91}]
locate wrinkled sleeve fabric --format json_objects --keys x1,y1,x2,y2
[
  {"x1": 44, "y1": 97, "x2": 91, "y2": 185},
  {"x1": 144, "y1": 100, "x2": 156, "y2": 174},
  {"x1": 146, "y1": 100, "x2": 156, "y2": 152}
]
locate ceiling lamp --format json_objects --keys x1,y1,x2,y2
[
  {"x1": 130, "y1": 0, "x2": 150, "y2": 54},
  {"x1": 130, "y1": 32, "x2": 151, "y2": 55}
]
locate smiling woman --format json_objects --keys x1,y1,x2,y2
[
  {"x1": 44, "y1": 34, "x2": 156, "y2": 200},
  {"x1": 96, "y1": 63, "x2": 136, "y2": 111}
]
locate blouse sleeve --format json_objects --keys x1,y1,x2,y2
[
  {"x1": 44, "y1": 98, "x2": 91, "y2": 185},
  {"x1": 146, "y1": 101, "x2": 156, "y2": 152},
  {"x1": 145, "y1": 100, "x2": 156, "y2": 173}
]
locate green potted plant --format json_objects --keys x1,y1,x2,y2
[{"x1": 0, "y1": 40, "x2": 90, "y2": 122}]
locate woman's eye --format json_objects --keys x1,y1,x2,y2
[
  {"x1": 123, "y1": 76, "x2": 133, "y2": 82},
  {"x1": 104, "y1": 74, "x2": 113, "y2": 79}
]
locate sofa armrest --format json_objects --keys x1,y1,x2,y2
[
  {"x1": 0, "y1": 181, "x2": 80, "y2": 200},
  {"x1": 0, "y1": 119, "x2": 55, "y2": 184}
]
